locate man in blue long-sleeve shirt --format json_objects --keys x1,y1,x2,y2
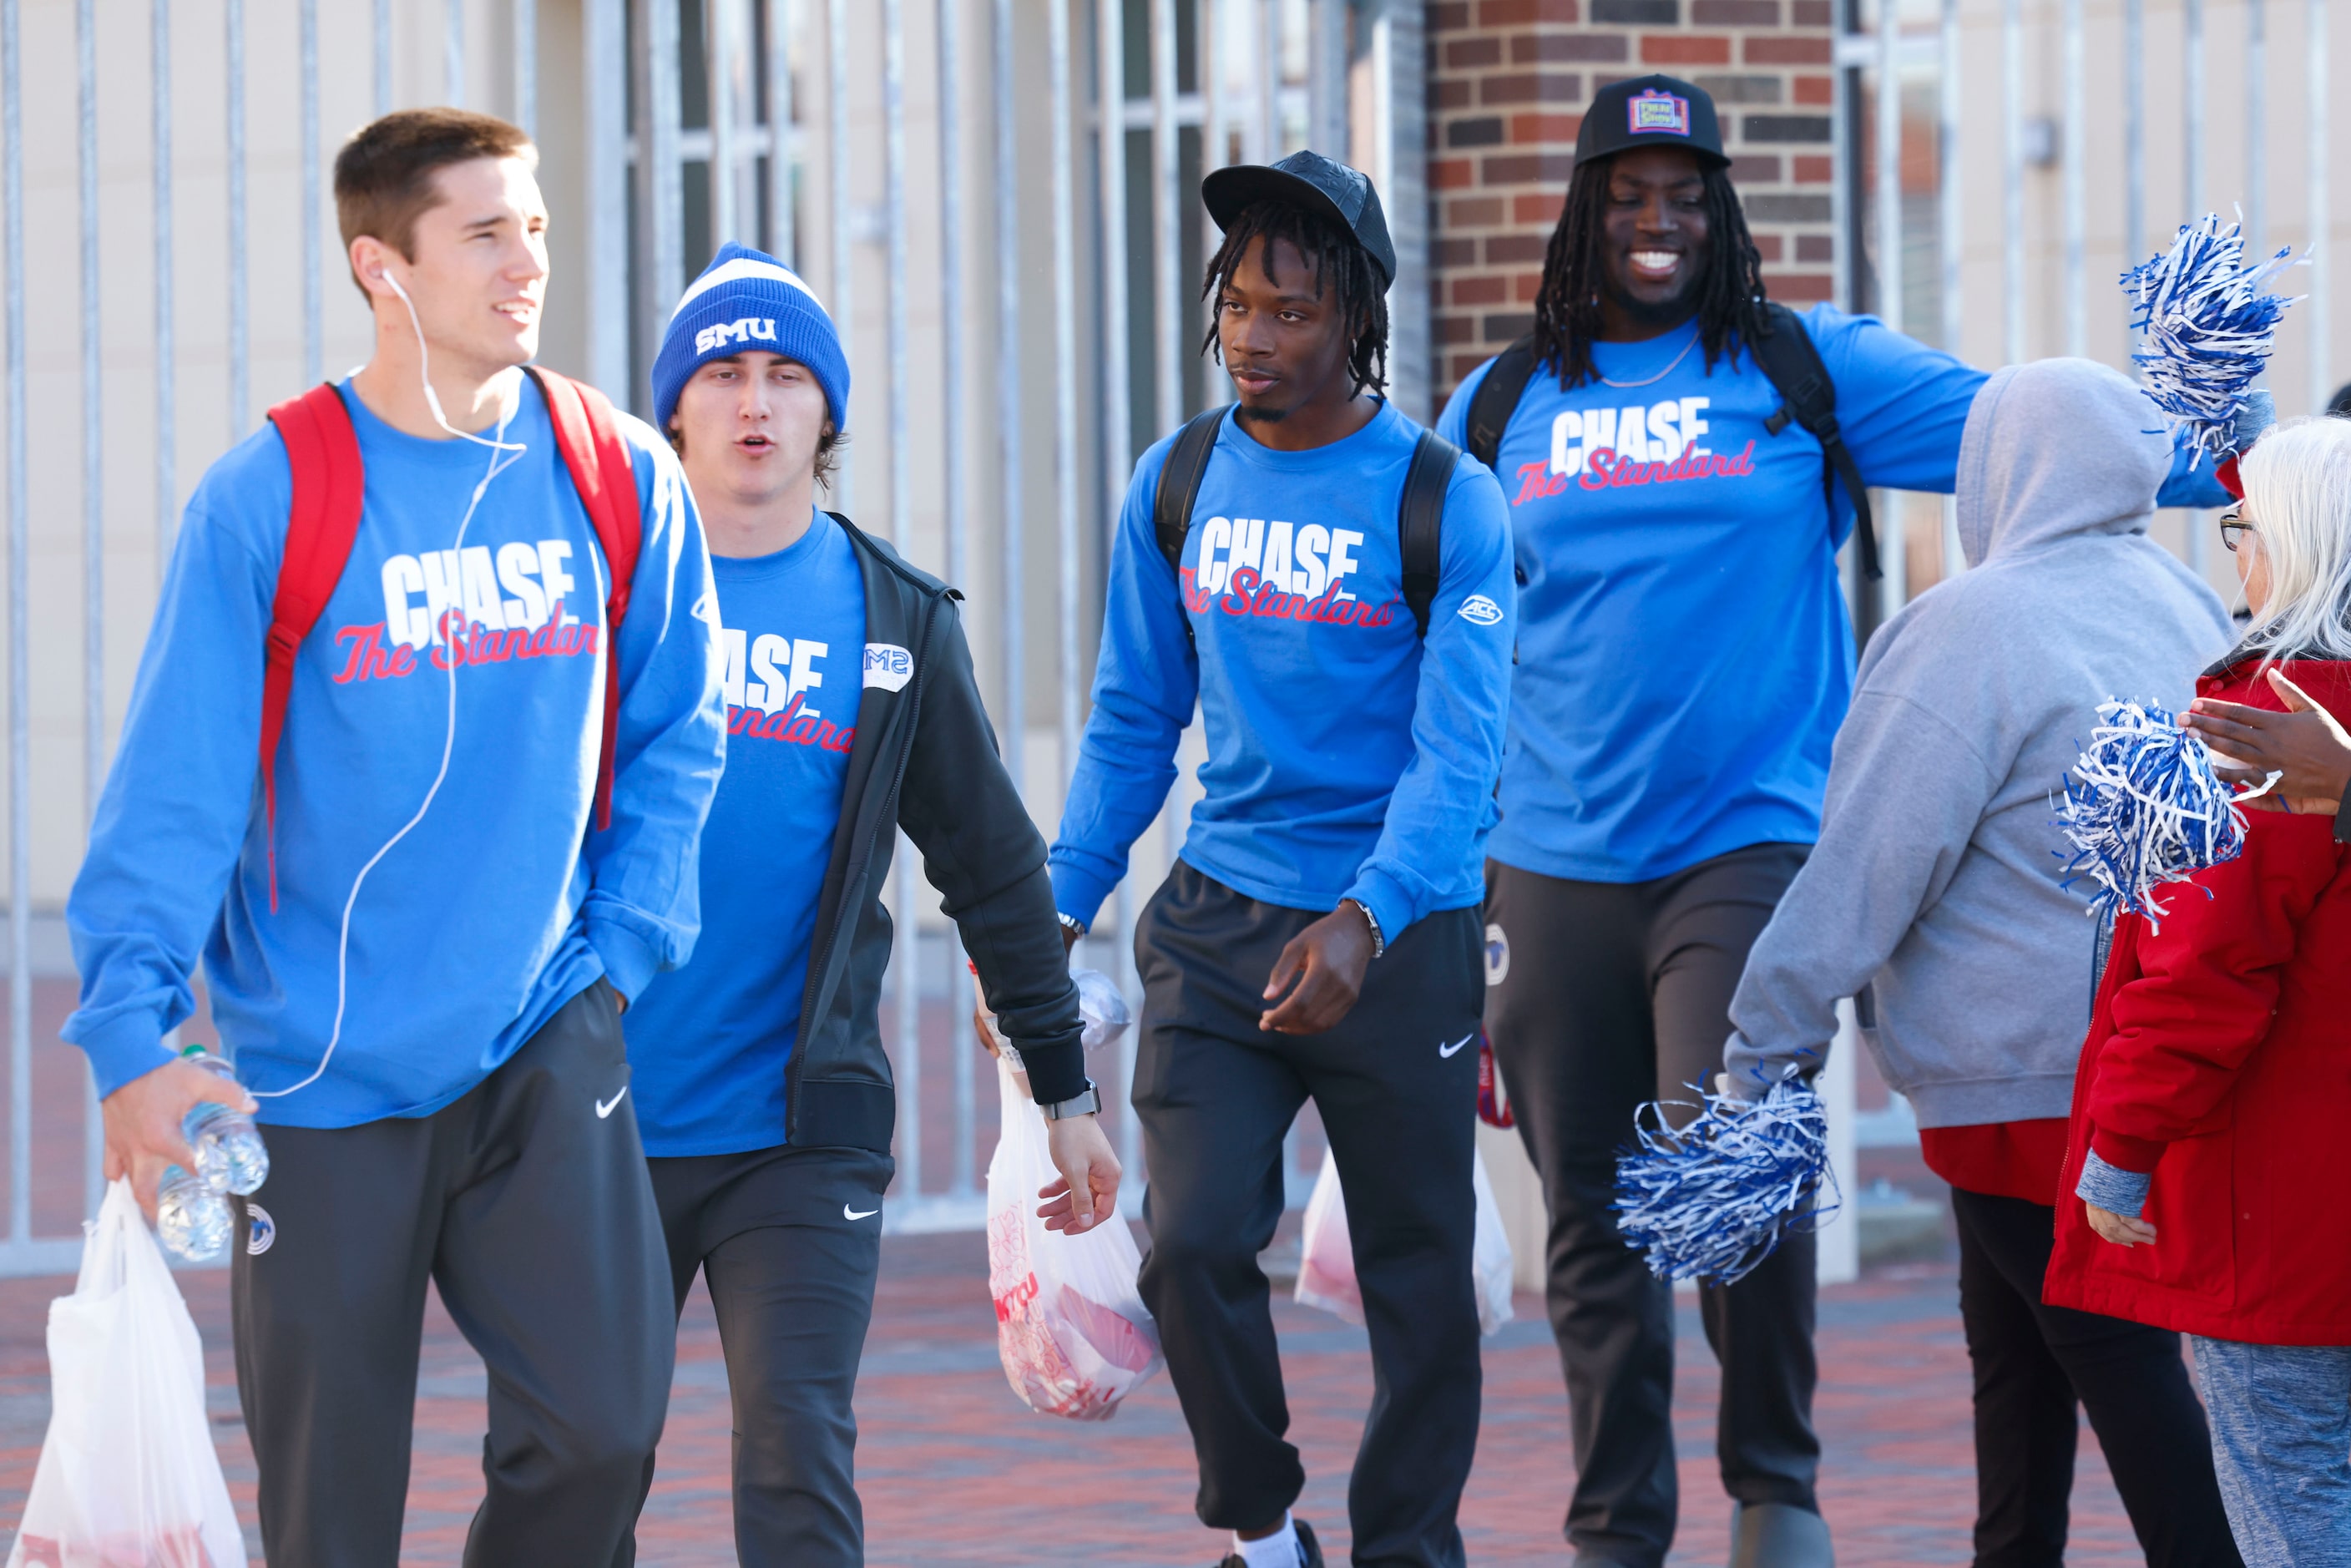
[
  {"x1": 1049, "y1": 153, "x2": 1514, "y2": 1568},
  {"x1": 63, "y1": 110, "x2": 723, "y2": 1566}
]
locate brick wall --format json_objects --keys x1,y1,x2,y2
[{"x1": 1424, "y1": 0, "x2": 1838, "y2": 405}]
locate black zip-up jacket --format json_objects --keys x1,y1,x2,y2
[{"x1": 786, "y1": 514, "x2": 1086, "y2": 1151}]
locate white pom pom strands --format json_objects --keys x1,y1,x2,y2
[
  {"x1": 1612, "y1": 1065, "x2": 1838, "y2": 1287},
  {"x1": 2123, "y1": 214, "x2": 2300, "y2": 467},
  {"x1": 2057, "y1": 700, "x2": 2272, "y2": 928}
]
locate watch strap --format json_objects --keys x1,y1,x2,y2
[{"x1": 1040, "y1": 1080, "x2": 1101, "y2": 1120}]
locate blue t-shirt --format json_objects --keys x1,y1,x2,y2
[
  {"x1": 63, "y1": 378, "x2": 725, "y2": 1127},
  {"x1": 1436, "y1": 306, "x2": 2232, "y2": 883},
  {"x1": 1049, "y1": 400, "x2": 1516, "y2": 941},
  {"x1": 624, "y1": 510, "x2": 865, "y2": 1156}
]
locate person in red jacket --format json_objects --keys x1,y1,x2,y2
[{"x1": 2048, "y1": 414, "x2": 2351, "y2": 1568}]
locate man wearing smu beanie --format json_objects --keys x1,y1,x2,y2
[{"x1": 621, "y1": 242, "x2": 1118, "y2": 1564}]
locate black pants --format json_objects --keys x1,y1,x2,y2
[
  {"x1": 230, "y1": 979, "x2": 674, "y2": 1568},
  {"x1": 1484, "y1": 847, "x2": 1819, "y2": 1568},
  {"x1": 1134, "y1": 864, "x2": 1484, "y2": 1568},
  {"x1": 637, "y1": 1142, "x2": 895, "y2": 1566},
  {"x1": 1949, "y1": 1187, "x2": 2242, "y2": 1568}
]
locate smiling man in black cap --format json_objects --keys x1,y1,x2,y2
[
  {"x1": 1047, "y1": 150, "x2": 1514, "y2": 1568},
  {"x1": 1433, "y1": 73, "x2": 2233, "y2": 1568}
]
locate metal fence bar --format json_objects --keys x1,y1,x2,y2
[
  {"x1": 1050, "y1": 0, "x2": 1080, "y2": 786},
  {"x1": 938, "y1": 0, "x2": 976, "y2": 1201},
  {"x1": 375, "y1": 0, "x2": 392, "y2": 116},
  {"x1": 2123, "y1": 0, "x2": 2142, "y2": 275},
  {"x1": 1255, "y1": 0, "x2": 1277, "y2": 162},
  {"x1": 713, "y1": 0, "x2": 740, "y2": 246},
  {"x1": 2245, "y1": 0, "x2": 2264, "y2": 255},
  {"x1": 992, "y1": 0, "x2": 1025, "y2": 793},
  {"x1": 2309, "y1": 0, "x2": 2330, "y2": 413},
  {"x1": 2000, "y1": 0, "x2": 2020, "y2": 363},
  {"x1": 446, "y1": 0, "x2": 466, "y2": 107},
  {"x1": 1873, "y1": 0, "x2": 1900, "y2": 332},
  {"x1": 2060, "y1": 0, "x2": 2083, "y2": 356},
  {"x1": 75, "y1": 0, "x2": 105, "y2": 1219},
  {"x1": 2184, "y1": 0, "x2": 2203, "y2": 218},
  {"x1": 301, "y1": 0, "x2": 322, "y2": 388},
  {"x1": 515, "y1": 0, "x2": 538, "y2": 136},
  {"x1": 153, "y1": 0, "x2": 173, "y2": 569},
  {"x1": 826, "y1": 0, "x2": 853, "y2": 509},
  {"x1": 769, "y1": 0, "x2": 797, "y2": 265},
  {"x1": 227, "y1": 0, "x2": 249, "y2": 441},
  {"x1": 1199, "y1": 0, "x2": 1226, "y2": 412},
  {"x1": 585, "y1": 0, "x2": 629, "y2": 400},
  {"x1": 1939, "y1": 0, "x2": 1963, "y2": 574},
  {"x1": 882, "y1": 0, "x2": 923, "y2": 1203},
  {"x1": 4, "y1": 0, "x2": 27, "y2": 1249},
  {"x1": 646, "y1": 0, "x2": 686, "y2": 389}
]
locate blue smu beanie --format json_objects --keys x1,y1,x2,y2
[{"x1": 652, "y1": 240, "x2": 851, "y2": 438}]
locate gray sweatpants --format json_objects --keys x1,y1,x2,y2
[
  {"x1": 2192, "y1": 1335, "x2": 2351, "y2": 1568},
  {"x1": 230, "y1": 979, "x2": 675, "y2": 1568}
]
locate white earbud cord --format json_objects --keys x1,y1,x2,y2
[{"x1": 255, "y1": 276, "x2": 528, "y2": 1100}]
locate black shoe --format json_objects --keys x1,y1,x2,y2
[{"x1": 1215, "y1": 1518, "x2": 1324, "y2": 1568}]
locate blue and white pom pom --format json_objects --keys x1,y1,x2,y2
[
  {"x1": 1613, "y1": 1061, "x2": 1838, "y2": 1287},
  {"x1": 2123, "y1": 214, "x2": 2299, "y2": 468},
  {"x1": 2057, "y1": 700, "x2": 2272, "y2": 927}
]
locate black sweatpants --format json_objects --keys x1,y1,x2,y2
[
  {"x1": 637, "y1": 1141, "x2": 895, "y2": 1566},
  {"x1": 230, "y1": 978, "x2": 674, "y2": 1568},
  {"x1": 1134, "y1": 864, "x2": 1484, "y2": 1568},
  {"x1": 1949, "y1": 1187, "x2": 2241, "y2": 1568},
  {"x1": 1484, "y1": 847, "x2": 1818, "y2": 1568}
]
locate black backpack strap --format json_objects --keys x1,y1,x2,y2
[
  {"x1": 1464, "y1": 335, "x2": 1540, "y2": 473},
  {"x1": 1746, "y1": 302, "x2": 1879, "y2": 580},
  {"x1": 1398, "y1": 430, "x2": 1460, "y2": 640},
  {"x1": 1153, "y1": 407, "x2": 1230, "y2": 574}
]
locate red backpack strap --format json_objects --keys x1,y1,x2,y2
[
  {"x1": 262, "y1": 384, "x2": 367, "y2": 913},
  {"x1": 528, "y1": 367, "x2": 642, "y2": 831}
]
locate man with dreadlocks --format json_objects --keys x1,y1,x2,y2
[
  {"x1": 1048, "y1": 150, "x2": 1514, "y2": 1568},
  {"x1": 1433, "y1": 74, "x2": 2232, "y2": 1568}
]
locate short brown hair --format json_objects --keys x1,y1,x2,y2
[{"x1": 334, "y1": 109, "x2": 536, "y2": 300}]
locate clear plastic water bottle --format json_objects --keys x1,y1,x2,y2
[
  {"x1": 180, "y1": 1047, "x2": 269, "y2": 1196},
  {"x1": 155, "y1": 1165, "x2": 232, "y2": 1262}
]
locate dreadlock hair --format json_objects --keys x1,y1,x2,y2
[
  {"x1": 1200, "y1": 199, "x2": 1388, "y2": 398},
  {"x1": 1529, "y1": 155, "x2": 1770, "y2": 391}
]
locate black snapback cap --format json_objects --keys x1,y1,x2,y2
[
  {"x1": 1574, "y1": 74, "x2": 1730, "y2": 169},
  {"x1": 1201, "y1": 149, "x2": 1396, "y2": 287}
]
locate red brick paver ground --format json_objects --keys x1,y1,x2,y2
[{"x1": 0, "y1": 1234, "x2": 2146, "y2": 1566}]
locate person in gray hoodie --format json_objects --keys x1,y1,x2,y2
[{"x1": 1721, "y1": 357, "x2": 2242, "y2": 1568}]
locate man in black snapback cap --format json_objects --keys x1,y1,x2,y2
[
  {"x1": 1047, "y1": 146, "x2": 1516, "y2": 1568},
  {"x1": 1437, "y1": 68, "x2": 2232, "y2": 1568}
]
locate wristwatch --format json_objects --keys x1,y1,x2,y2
[
  {"x1": 1342, "y1": 898, "x2": 1385, "y2": 960},
  {"x1": 1056, "y1": 911, "x2": 1089, "y2": 939},
  {"x1": 1040, "y1": 1079, "x2": 1102, "y2": 1120}
]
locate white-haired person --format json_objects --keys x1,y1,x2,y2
[
  {"x1": 2046, "y1": 414, "x2": 2351, "y2": 1567},
  {"x1": 1720, "y1": 359, "x2": 2242, "y2": 1568}
]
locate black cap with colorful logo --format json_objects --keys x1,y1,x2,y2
[
  {"x1": 1202, "y1": 149, "x2": 1397, "y2": 287},
  {"x1": 1573, "y1": 73, "x2": 1730, "y2": 170}
]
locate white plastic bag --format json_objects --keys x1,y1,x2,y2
[
  {"x1": 8, "y1": 1179, "x2": 247, "y2": 1568},
  {"x1": 984, "y1": 1055, "x2": 1161, "y2": 1419},
  {"x1": 973, "y1": 966, "x2": 1133, "y2": 1062},
  {"x1": 1292, "y1": 1146, "x2": 1516, "y2": 1337}
]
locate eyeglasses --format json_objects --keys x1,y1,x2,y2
[{"x1": 2220, "y1": 512, "x2": 2256, "y2": 553}]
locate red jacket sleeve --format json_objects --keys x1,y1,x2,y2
[{"x1": 2088, "y1": 811, "x2": 2342, "y2": 1172}]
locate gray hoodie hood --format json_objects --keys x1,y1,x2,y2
[
  {"x1": 1726, "y1": 357, "x2": 2233, "y2": 1129},
  {"x1": 1956, "y1": 358, "x2": 2177, "y2": 566}
]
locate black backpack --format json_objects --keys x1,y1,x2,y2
[
  {"x1": 1151, "y1": 406, "x2": 1462, "y2": 639},
  {"x1": 1460, "y1": 301, "x2": 1880, "y2": 579}
]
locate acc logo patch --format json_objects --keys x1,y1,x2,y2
[
  {"x1": 1627, "y1": 89, "x2": 1691, "y2": 136},
  {"x1": 863, "y1": 643, "x2": 914, "y2": 692},
  {"x1": 1484, "y1": 923, "x2": 1509, "y2": 987},
  {"x1": 245, "y1": 1203, "x2": 276, "y2": 1257},
  {"x1": 1459, "y1": 594, "x2": 1505, "y2": 626}
]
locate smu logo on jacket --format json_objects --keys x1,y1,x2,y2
[
  {"x1": 332, "y1": 539, "x2": 602, "y2": 682},
  {"x1": 722, "y1": 622, "x2": 855, "y2": 753},
  {"x1": 1511, "y1": 395, "x2": 1758, "y2": 504},
  {"x1": 1180, "y1": 514, "x2": 1399, "y2": 630}
]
